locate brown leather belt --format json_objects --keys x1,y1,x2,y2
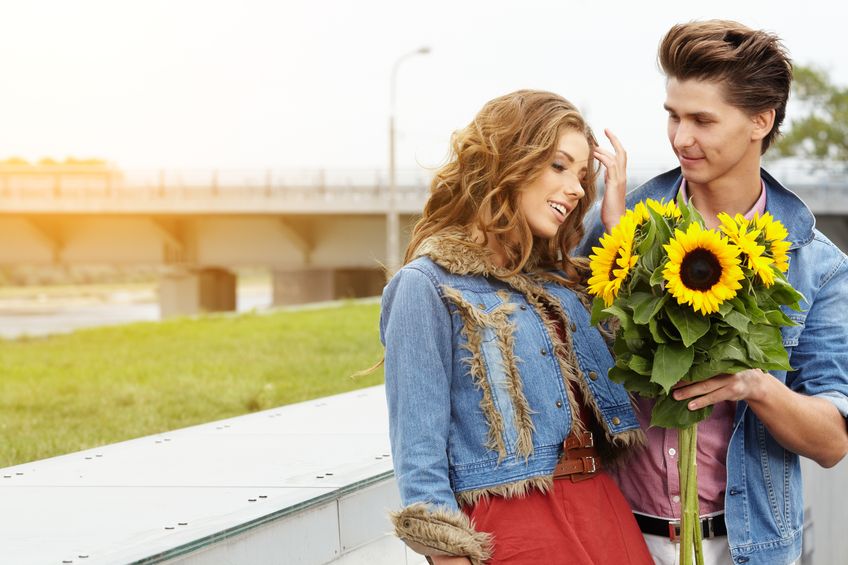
[{"x1": 552, "y1": 430, "x2": 601, "y2": 482}]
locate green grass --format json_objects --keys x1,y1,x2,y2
[{"x1": 0, "y1": 301, "x2": 385, "y2": 467}]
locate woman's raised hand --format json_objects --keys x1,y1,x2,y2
[{"x1": 594, "y1": 129, "x2": 628, "y2": 233}]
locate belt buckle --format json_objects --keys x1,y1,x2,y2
[
  {"x1": 585, "y1": 431, "x2": 594, "y2": 448},
  {"x1": 668, "y1": 519, "x2": 681, "y2": 543},
  {"x1": 704, "y1": 516, "x2": 715, "y2": 539}
]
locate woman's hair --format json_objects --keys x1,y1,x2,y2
[
  {"x1": 404, "y1": 89, "x2": 599, "y2": 278},
  {"x1": 658, "y1": 20, "x2": 792, "y2": 153}
]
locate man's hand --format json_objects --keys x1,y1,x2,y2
[
  {"x1": 674, "y1": 368, "x2": 848, "y2": 467},
  {"x1": 672, "y1": 369, "x2": 768, "y2": 410}
]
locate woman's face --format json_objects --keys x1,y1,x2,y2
[{"x1": 518, "y1": 129, "x2": 589, "y2": 240}]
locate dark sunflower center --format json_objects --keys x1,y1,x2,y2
[{"x1": 680, "y1": 248, "x2": 722, "y2": 291}]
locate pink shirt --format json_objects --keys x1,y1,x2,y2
[{"x1": 611, "y1": 179, "x2": 766, "y2": 519}]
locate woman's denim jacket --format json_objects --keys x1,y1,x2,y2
[
  {"x1": 579, "y1": 168, "x2": 848, "y2": 565},
  {"x1": 380, "y1": 234, "x2": 644, "y2": 563}
]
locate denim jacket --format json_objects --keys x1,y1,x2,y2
[
  {"x1": 578, "y1": 168, "x2": 848, "y2": 565},
  {"x1": 380, "y1": 233, "x2": 644, "y2": 563}
]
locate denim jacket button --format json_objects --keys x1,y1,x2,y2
[
  {"x1": 540, "y1": 349, "x2": 548, "y2": 356},
  {"x1": 611, "y1": 417, "x2": 621, "y2": 425},
  {"x1": 520, "y1": 305, "x2": 527, "y2": 311},
  {"x1": 570, "y1": 322, "x2": 577, "y2": 332},
  {"x1": 555, "y1": 400, "x2": 563, "y2": 408},
  {"x1": 729, "y1": 487, "x2": 741, "y2": 495},
  {"x1": 588, "y1": 371, "x2": 598, "y2": 381},
  {"x1": 735, "y1": 558, "x2": 749, "y2": 564}
]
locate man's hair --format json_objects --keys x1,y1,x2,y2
[{"x1": 659, "y1": 20, "x2": 793, "y2": 153}]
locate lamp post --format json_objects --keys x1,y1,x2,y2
[{"x1": 387, "y1": 46, "x2": 430, "y2": 275}]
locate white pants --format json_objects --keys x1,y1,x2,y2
[{"x1": 643, "y1": 534, "x2": 798, "y2": 565}]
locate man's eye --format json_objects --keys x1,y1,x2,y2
[{"x1": 668, "y1": 114, "x2": 680, "y2": 122}]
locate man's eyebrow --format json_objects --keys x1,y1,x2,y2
[{"x1": 663, "y1": 104, "x2": 718, "y2": 119}]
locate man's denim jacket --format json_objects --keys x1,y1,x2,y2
[
  {"x1": 380, "y1": 233, "x2": 644, "y2": 563},
  {"x1": 578, "y1": 168, "x2": 848, "y2": 565}
]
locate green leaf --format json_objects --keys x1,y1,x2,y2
[
  {"x1": 649, "y1": 262, "x2": 667, "y2": 287},
  {"x1": 651, "y1": 342, "x2": 695, "y2": 394},
  {"x1": 764, "y1": 309, "x2": 796, "y2": 327},
  {"x1": 609, "y1": 365, "x2": 661, "y2": 396},
  {"x1": 633, "y1": 294, "x2": 669, "y2": 325},
  {"x1": 628, "y1": 354, "x2": 653, "y2": 376},
  {"x1": 688, "y1": 359, "x2": 753, "y2": 382},
  {"x1": 739, "y1": 293, "x2": 767, "y2": 323},
  {"x1": 604, "y1": 304, "x2": 633, "y2": 331},
  {"x1": 590, "y1": 297, "x2": 611, "y2": 325},
  {"x1": 650, "y1": 394, "x2": 713, "y2": 428},
  {"x1": 718, "y1": 300, "x2": 735, "y2": 316},
  {"x1": 627, "y1": 292, "x2": 655, "y2": 313},
  {"x1": 648, "y1": 316, "x2": 668, "y2": 344},
  {"x1": 723, "y1": 310, "x2": 751, "y2": 334},
  {"x1": 666, "y1": 305, "x2": 711, "y2": 347},
  {"x1": 770, "y1": 277, "x2": 806, "y2": 310},
  {"x1": 712, "y1": 336, "x2": 750, "y2": 362},
  {"x1": 744, "y1": 324, "x2": 786, "y2": 366}
]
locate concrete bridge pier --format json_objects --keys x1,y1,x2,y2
[
  {"x1": 272, "y1": 268, "x2": 386, "y2": 306},
  {"x1": 159, "y1": 267, "x2": 237, "y2": 318}
]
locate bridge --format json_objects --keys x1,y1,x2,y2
[{"x1": 2, "y1": 163, "x2": 848, "y2": 316}]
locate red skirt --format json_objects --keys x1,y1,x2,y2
[{"x1": 462, "y1": 472, "x2": 653, "y2": 564}]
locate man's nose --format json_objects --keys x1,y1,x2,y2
[{"x1": 673, "y1": 123, "x2": 695, "y2": 150}]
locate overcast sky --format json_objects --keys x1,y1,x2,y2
[{"x1": 0, "y1": 0, "x2": 845, "y2": 176}]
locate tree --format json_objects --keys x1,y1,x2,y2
[{"x1": 775, "y1": 65, "x2": 848, "y2": 163}]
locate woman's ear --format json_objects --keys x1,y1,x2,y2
[{"x1": 751, "y1": 108, "x2": 776, "y2": 142}]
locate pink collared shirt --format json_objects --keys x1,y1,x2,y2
[{"x1": 611, "y1": 179, "x2": 766, "y2": 519}]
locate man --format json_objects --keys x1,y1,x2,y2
[{"x1": 579, "y1": 20, "x2": 848, "y2": 565}]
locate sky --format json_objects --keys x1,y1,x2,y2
[{"x1": 0, "y1": 0, "x2": 846, "y2": 179}]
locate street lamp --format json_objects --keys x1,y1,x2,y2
[{"x1": 387, "y1": 46, "x2": 430, "y2": 275}]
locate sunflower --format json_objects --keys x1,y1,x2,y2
[
  {"x1": 648, "y1": 198, "x2": 682, "y2": 219},
  {"x1": 625, "y1": 199, "x2": 681, "y2": 225},
  {"x1": 718, "y1": 212, "x2": 775, "y2": 286},
  {"x1": 663, "y1": 223, "x2": 744, "y2": 315},
  {"x1": 753, "y1": 213, "x2": 791, "y2": 272},
  {"x1": 588, "y1": 214, "x2": 639, "y2": 307}
]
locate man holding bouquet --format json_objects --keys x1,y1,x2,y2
[{"x1": 579, "y1": 20, "x2": 848, "y2": 565}]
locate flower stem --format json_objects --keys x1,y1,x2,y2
[{"x1": 678, "y1": 424, "x2": 704, "y2": 565}]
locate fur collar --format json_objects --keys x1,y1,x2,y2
[{"x1": 413, "y1": 231, "x2": 542, "y2": 279}]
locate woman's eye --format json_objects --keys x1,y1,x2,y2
[{"x1": 552, "y1": 162, "x2": 566, "y2": 172}]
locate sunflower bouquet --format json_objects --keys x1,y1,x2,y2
[{"x1": 587, "y1": 196, "x2": 803, "y2": 565}]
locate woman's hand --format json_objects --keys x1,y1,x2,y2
[
  {"x1": 430, "y1": 556, "x2": 473, "y2": 565},
  {"x1": 594, "y1": 129, "x2": 628, "y2": 233}
]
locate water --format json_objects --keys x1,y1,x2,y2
[{"x1": 0, "y1": 286, "x2": 272, "y2": 339}]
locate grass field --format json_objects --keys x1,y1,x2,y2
[{"x1": 0, "y1": 300, "x2": 385, "y2": 467}]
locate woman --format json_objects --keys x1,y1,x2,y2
[{"x1": 380, "y1": 90, "x2": 651, "y2": 564}]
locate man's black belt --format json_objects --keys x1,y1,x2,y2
[{"x1": 634, "y1": 512, "x2": 727, "y2": 541}]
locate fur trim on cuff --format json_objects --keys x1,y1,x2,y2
[{"x1": 391, "y1": 502, "x2": 493, "y2": 564}]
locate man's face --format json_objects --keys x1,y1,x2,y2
[{"x1": 664, "y1": 78, "x2": 762, "y2": 187}]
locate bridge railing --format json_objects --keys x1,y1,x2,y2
[{"x1": 2, "y1": 166, "x2": 848, "y2": 215}]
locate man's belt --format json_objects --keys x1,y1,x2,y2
[
  {"x1": 552, "y1": 431, "x2": 601, "y2": 482},
  {"x1": 634, "y1": 512, "x2": 727, "y2": 542}
]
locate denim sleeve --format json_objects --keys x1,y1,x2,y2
[
  {"x1": 786, "y1": 255, "x2": 848, "y2": 418},
  {"x1": 381, "y1": 268, "x2": 493, "y2": 561},
  {"x1": 574, "y1": 201, "x2": 604, "y2": 259},
  {"x1": 381, "y1": 266, "x2": 458, "y2": 511}
]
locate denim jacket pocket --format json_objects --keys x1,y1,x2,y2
[{"x1": 780, "y1": 313, "x2": 806, "y2": 349}]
